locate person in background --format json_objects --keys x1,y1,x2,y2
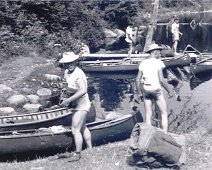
[
  {"x1": 136, "y1": 44, "x2": 173, "y2": 133},
  {"x1": 79, "y1": 42, "x2": 90, "y2": 55},
  {"x1": 133, "y1": 25, "x2": 147, "y2": 54},
  {"x1": 53, "y1": 43, "x2": 62, "y2": 59},
  {"x1": 58, "y1": 52, "x2": 92, "y2": 162},
  {"x1": 125, "y1": 23, "x2": 133, "y2": 57},
  {"x1": 171, "y1": 18, "x2": 183, "y2": 54}
]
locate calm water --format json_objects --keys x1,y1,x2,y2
[{"x1": 87, "y1": 71, "x2": 212, "y2": 133}]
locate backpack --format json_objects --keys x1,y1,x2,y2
[{"x1": 128, "y1": 123, "x2": 186, "y2": 169}]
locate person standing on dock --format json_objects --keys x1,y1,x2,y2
[
  {"x1": 58, "y1": 52, "x2": 92, "y2": 162},
  {"x1": 125, "y1": 23, "x2": 138, "y2": 57},
  {"x1": 136, "y1": 44, "x2": 173, "y2": 133},
  {"x1": 171, "y1": 18, "x2": 183, "y2": 54}
]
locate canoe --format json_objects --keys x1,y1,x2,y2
[
  {"x1": 190, "y1": 57, "x2": 212, "y2": 75},
  {"x1": 0, "y1": 111, "x2": 142, "y2": 157},
  {"x1": 183, "y1": 44, "x2": 212, "y2": 74},
  {"x1": 81, "y1": 54, "x2": 191, "y2": 73},
  {"x1": 81, "y1": 53, "x2": 149, "y2": 61},
  {"x1": 0, "y1": 108, "x2": 73, "y2": 132},
  {"x1": 162, "y1": 53, "x2": 191, "y2": 68}
]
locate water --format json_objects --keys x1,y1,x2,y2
[{"x1": 87, "y1": 71, "x2": 212, "y2": 133}]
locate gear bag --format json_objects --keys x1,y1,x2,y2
[{"x1": 128, "y1": 123, "x2": 186, "y2": 169}]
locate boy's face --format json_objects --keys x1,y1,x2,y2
[
  {"x1": 151, "y1": 50, "x2": 161, "y2": 59},
  {"x1": 63, "y1": 61, "x2": 77, "y2": 72}
]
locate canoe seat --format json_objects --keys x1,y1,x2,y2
[{"x1": 5, "y1": 118, "x2": 34, "y2": 124}]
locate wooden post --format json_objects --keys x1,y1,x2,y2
[{"x1": 143, "y1": 0, "x2": 160, "y2": 52}]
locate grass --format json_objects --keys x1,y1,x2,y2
[
  {"x1": 0, "y1": 140, "x2": 136, "y2": 170},
  {"x1": 0, "y1": 129, "x2": 211, "y2": 170}
]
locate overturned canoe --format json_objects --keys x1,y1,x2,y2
[
  {"x1": 80, "y1": 54, "x2": 191, "y2": 73},
  {"x1": 190, "y1": 57, "x2": 212, "y2": 75}
]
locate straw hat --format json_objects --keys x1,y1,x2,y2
[
  {"x1": 145, "y1": 44, "x2": 163, "y2": 53},
  {"x1": 59, "y1": 52, "x2": 79, "y2": 64}
]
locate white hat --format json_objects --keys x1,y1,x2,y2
[
  {"x1": 145, "y1": 44, "x2": 163, "y2": 53},
  {"x1": 59, "y1": 52, "x2": 79, "y2": 63},
  {"x1": 53, "y1": 43, "x2": 62, "y2": 47}
]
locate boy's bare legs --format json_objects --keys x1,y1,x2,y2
[
  {"x1": 156, "y1": 95, "x2": 168, "y2": 133},
  {"x1": 143, "y1": 98, "x2": 153, "y2": 126}
]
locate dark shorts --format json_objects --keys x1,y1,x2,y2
[{"x1": 143, "y1": 84, "x2": 162, "y2": 100}]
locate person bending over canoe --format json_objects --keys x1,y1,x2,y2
[
  {"x1": 135, "y1": 44, "x2": 173, "y2": 133},
  {"x1": 59, "y1": 52, "x2": 92, "y2": 162}
]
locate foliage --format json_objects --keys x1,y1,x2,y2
[
  {"x1": 0, "y1": 0, "x2": 204, "y2": 62},
  {"x1": 0, "y1": 0, "x2": 105, "y2": 61}
]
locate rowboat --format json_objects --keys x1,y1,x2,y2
[
  {"x1": 80, "y1": 54, "x2": 191, "y2": 73},
  {"x1": 0, "y1": 107, "x2": 96, "y2": 132},
  {"x1": 0, "y1": 111, "x2": 142, "y2": 157}
]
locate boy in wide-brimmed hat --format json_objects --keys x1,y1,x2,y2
[
  {"x1": 58, "y1": 51, "x2": 92, "y2": 162},
  {"x1": 136, "y1": 44, "x2": 173, "y2": 133}
]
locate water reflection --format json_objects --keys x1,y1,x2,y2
[
  {"x1": 87, "y1": 69, "x2": 212, "y2": 133},
  {"x1": 88, "y1": 71, "x2": 212, "y2": 112},
  {"x1": 88, "y1": 75, "x2": 136, "y2": 112}
]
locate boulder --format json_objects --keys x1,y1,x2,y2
[
  {"x1": 23, "y1": 103, "x2": 42, "y2": 113},
  {"x1": 0, "y1": 84, "x2": 12, "y2": 93},
  {"x1": 0, "y1": 107, "x2": 15, "y2": 115},
  {"x1": 44, "y1": 74, "x2": 61, "y2": 81},
  {"x1": 7, "y1": 94, "x2": 28, "y2": 106},
  {"x1": 22, "y1": 87, "x2": 33, "y2": 95},
  {"x1": 27, "y1": 94, "x2": 40, "y2": 104},
  {"x1": 37, "y1": 88, "x2": 52, "y2": 97},
  {"x1": 113, "y1": 29, "x2": 125, "y2": 37},
  {"x1": 103, "y1": 28, "x2": 117, "y2": 38}
]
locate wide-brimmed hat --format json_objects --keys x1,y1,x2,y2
[
  {"x1": 145, "y1": 44, "x2": 163, "y2": 53},
  {"x1": 59, "y1": 52, "x2": 79, "y2": 64}
]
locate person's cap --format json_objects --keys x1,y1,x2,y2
[
  {"x1": 53, "y1": 43, "x2": 62, "y2": 47},
  {"x1": 174, "y1": 17, "x2": 180, "y2": 21},
  {"x1": 59, "y1": 52, "x2": 79, "y2": 64},
  {"x1": 145, "y1": 44, "x2": 163, "y2": 53}
]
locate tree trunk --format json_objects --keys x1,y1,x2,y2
[{"x1": 143, "y1": 0, "x2": 160, "y2": 52}]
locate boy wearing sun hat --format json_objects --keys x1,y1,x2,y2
[
  {"x1": 58, "y1": 51, "x2": 92, "y2": 162},
  {"x1": 136, "y1": 44, "x2": 173, "y2": 133}
]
